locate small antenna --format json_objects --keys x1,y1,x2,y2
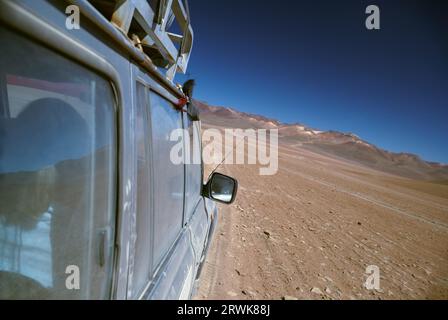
[
  {"x1": 206, "y1": 133, "x2": 247, "y2": 181},
  {"x1": 207, "y1": 149, "x2": 231, "y2": 179}
]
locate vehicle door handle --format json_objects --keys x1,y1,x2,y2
[{"x1": 98, "y1": 230, "x2": 107, "y2": 267}]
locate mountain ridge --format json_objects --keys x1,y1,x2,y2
[{"x1": 195, "y1": 100, "x2": 448, "y2": 181}]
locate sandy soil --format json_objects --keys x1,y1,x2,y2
[{"x1": 195, "y1": 132, "x2": 448, "y2": 300}]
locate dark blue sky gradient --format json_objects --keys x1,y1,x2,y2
[{"x1": 178, "y1": 0, "x2": 448, "y2": 163}]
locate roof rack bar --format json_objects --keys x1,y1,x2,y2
[
  {"x1": 83, "y1": 0, "x2": 193, "y2": 82},
  {"x1": 68, "y1": 0, "x2": 184, "y2": 97}
]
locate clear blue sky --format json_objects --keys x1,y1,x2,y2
[{"x1": 178, "y1": 0, "x2": 448, "y2": 163}]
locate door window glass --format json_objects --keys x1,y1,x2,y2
[
  {"x1": 149, "y1": 92, "x2": 184, "y2": 269},
  {"x1": 0, "y1": 28, "x2": 117, "y2": 299}
]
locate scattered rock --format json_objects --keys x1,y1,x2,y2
[
  {"x1": 263, "y1": 230, "x2": 271, "y2": 237},
  {"x1": 357, "y1": 222, "x2": 362, "y2": 226},
  {"x1": 325, "y1": 287, "x2": 332, "y2": 294},
  {"x1": 236, "y1": 205, "x2": 245, "y2": 212},
  {"x1": 310, "y1": 287, "x2": 323, "y2": 295},
  {"x1": 282, "y1": 295, "x2": 298, "y2": 300},
  {"x1": 227, "y1": 291, "x2": 238, "y2": 297},
  {"x1": 242, "y1": 290, "x2": 248, "y2": 295}
]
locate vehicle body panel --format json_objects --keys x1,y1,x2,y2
[{"x1": 0, "y1": 0, "x2": 216, "y2": 300}]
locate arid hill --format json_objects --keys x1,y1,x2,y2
[
  {"x1": 195, "y1": 100, "x2": 448, "y2": 181},
  {"x1": 194, "y1": 100, "x2": 448, "y2": 300}
]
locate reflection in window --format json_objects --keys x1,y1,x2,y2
[
  {"x1": 0, "y1": 210, "x2": 53, "y2": 288},
  {"x1": 0, "y1": 29, "x2": 116, "y2": 299},
  {"x1": 128, "y1": 83, "x2": 152, "y2": 298},
  {"x1": 184, "y1": 119, "x2": 202, "y2": 219},
  {"x1": 149, "y1": 92, "x2": 184, "y2": 269}
]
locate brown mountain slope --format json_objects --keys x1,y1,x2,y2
[{"x1": 195, "y1": 100, "x2": 448, "y2": 181}]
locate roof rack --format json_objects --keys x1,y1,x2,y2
[{"x1": 85, "y1": 0, "x2": 193, "y2": 83}]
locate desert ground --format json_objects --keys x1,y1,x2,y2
[{"x1": 195, "y1": 124, "x2": 448, "y2": 300}]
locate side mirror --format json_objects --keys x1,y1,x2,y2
[
  {"x1": 187, "y1": 101, "x2": 200, "y2": 121},
  {"x1": 182, "y1": 79, "x2": 200, "y2": 121},
  {"x1": 203, "y1": 172, "x2": 238, "y2": 204}
]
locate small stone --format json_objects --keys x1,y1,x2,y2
[
  {"x1": 357, "y1": 222, "x2": 362, "y2": 226},
  {"x1": 282, "y1": 295, "x2": 298, "y2": 300},
  {"x1": 310, "y1": 287, "x2": 323, "y2": 295},
  {"x1": 263, "y1": 230, "x2": 271, "y2": 237},
  {"x1": 325, "y1": 287, "x2": 332, "y2": 294},
  {"x1": 227, "y1": 291, "x2": 238, "y2": 297}
]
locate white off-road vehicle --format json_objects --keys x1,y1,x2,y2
[{"x1": 0, "y1": 0, "x2": 237, "y2": 299}]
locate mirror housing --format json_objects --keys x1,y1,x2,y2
[
  {"x1": 203, "y1": 172, "x2": 238, "y2": 204},
  {"x1": 186, "y1": 101, "x2": 200, "y2": 121},
  {"x1": 182, "y1": 79, "x2": 200, "y2": 121}
]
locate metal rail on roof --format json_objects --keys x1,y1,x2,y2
[{"x1": 82, "y1": 0, "x2": 194, "y2": 83}]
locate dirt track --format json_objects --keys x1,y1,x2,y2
[{"x1": 195, "y1": 136, "x2": 448, "y2": 300}]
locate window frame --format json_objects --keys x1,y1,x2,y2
[
  {"x1": 148, "y1": 89, "x2": 186, "y2": 270},
  {"x1": 183, "y1": 115, "x2": 204, "y2": 220},
  {"x1": 0, "y1": 1, "x2": 122, "y2": 299},
  {"x1": 133, "y1": 69, "x2": 193, "y2": 298},
  {"x1": 128, "y1": 80, "x2": 155, "y2": 298}
]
